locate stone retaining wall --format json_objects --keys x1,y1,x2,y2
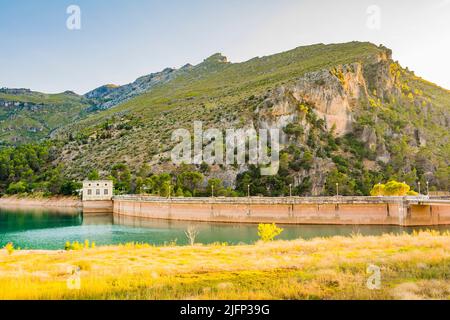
[{"x1": 112, "y1": 196, "x2": 450, "y2": 226}]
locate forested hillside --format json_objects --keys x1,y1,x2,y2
[{"x1": 1, "y1": 42, "x2": 449, "y2": 196}]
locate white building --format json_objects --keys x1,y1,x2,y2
[{"x1": 82, "y1": 180, "x2": 113, "y2": 201}]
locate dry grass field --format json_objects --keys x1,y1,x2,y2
[{"x1": 1, "y1": 231, "x2": 450, "y2": 300}]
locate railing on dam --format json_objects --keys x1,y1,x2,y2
[{"x1": 112, "y1": 195, "x2": 447, "y2": 205}]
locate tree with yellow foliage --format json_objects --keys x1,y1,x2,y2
[
  {"x1": 370, "y1": 180, "x2": 418, "y2": 196},
  {"x1": 370, "y1": 183, "x2": 385, "y2": 196}
]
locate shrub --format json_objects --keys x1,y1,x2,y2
[
  {"x1": 87, "y1": 169, "x2": 100, "y2": 180},
  {"x1": 384, "y1": 180, "x2": 411, "y2": 196},
  {"x1": 283, "y1": 123, "x2": 304, "y2": 136},
  {"x1": 332, "y1": 155, "x2": 350, "y2": 172},
  {"x1": 370, "y1": 183, "x2": 385, "y2": 196},
  {"x1": 324, "y1": 169, "x2": 356, "y2": 196},
  {"x1": 258, "y1": 223, "x2": 283, "y2": 242},
  {"x1": 207, "y1": 178, "x2": 224, "y2": 196},
  {"x1": 60, "y1": 180, "x2": 82, "y2": 196},
  {"x1": 175, "y1": 187, "x2": 184, "y2": 197},
  {"x1": 65, "y1": 240, "x2": 96, "y2": 251},
  {"x1": 4, "y1": 242, "x2": 14, "y2": 255},
  {"x1": 185, "y1": 225, "x2": 199, "y2": 246},
  {"x1": 6, "y1": 181, "x2": 28, "y2": 194},
  {"x1": 300, "y1": 151, "x2": 314, "y2": 170},
  {"x1": 370, "y1": 180, "x2": 413, "y2": 196}
]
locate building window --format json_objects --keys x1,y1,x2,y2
[
  {"x1": 96, "y1": 189, "x2": 100, "y2": 195},
  {"x1": 104, "y1": 189, "x2": 109, "y2": 195},
  {"x1": 87, "y1": 189, "x2": 92, "y2": 195}
]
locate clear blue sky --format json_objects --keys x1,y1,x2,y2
[{"x1": 1, "y1": 0, "x2": 449, "y2": 94}]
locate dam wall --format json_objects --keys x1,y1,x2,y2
[
  {"x1": 111, "y1": 196, "x2": 450, "y2": 226},
  {"x1": 83, "y1": 200, "x2": 114, "y2": 213}
]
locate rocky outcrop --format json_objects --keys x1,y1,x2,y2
[
  {"x1": 256, "y1": 62, "x2": 373, "y2": 138},
  {"x1": 0, "y1": 88, "x2": 32, "y2": 95},
  {"x1": 85, "y1": 66, "x2": 193, "y2": 110},
  {"x1": 84, "y1": 84, "x2": 119, "y2": 100}
]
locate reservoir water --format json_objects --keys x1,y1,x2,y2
[{"x1": 1, "y1": 206, "x2": 449, "y2": 250}]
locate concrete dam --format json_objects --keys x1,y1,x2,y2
[{"x1": 84, "y1": 195, "x2": 450, "y2": 226}]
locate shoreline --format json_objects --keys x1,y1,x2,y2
[{"x1": 0, "y1": 195, "x2": 82, "y2": 209}]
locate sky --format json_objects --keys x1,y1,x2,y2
[{"x1": 0, "y1": 0, "x2": 449, "y2": 94}]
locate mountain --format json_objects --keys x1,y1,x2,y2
[
  {"x1": 84, "y1": 64, "x2": 194, "y2": 111},
  {"x1": 2, "y1": 42, "x2": 449, "y2": 195},
  {"x1": 0, "y1": 88, "x2": 93, "y2": 145},
  {"x1": 46, "y1": 41, "x2": 449, "y2": 195}
]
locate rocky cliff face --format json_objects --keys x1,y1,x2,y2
[{"x1": 257, "y1": 52, "x2": 393, "y2": 138}]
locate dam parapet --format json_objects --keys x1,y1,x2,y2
[{"x1": 110, "y1": 195, "x2": 450, "y2": 226}]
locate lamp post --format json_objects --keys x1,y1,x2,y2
[
  {"x1": 426, "y1": 181, "x2": 429, "y2": 196},
  {"x1": 247, "y1": 185, "x2": 250, "y2": 198},
  {"x1": 336, "y1": 183, "x2": 339, "y2": 197},
  {"x1": 289, "y1": 184, "x2": 292, "y2": 198},
  {"x1": 211, "y1": 184, "x2": 214, "y2": 198},
  {"x1": 418, "y1": 182, "x2": 421, "y2": 195},
  {"x1": 168, "y1": 185, "x2": 171, "y2": 199}
]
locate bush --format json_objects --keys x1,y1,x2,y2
[
  {"x1": 65, "y1": 240, "x2": 95, "y2": 251},
  {"x1": 4, "y1": 242, "x2": 14, "y2": 255},
  {"x1": 384, "y1": 180, "x2": 411, "y2": 196},
  {"x1": 324, "y1": 169, "x2": 356, "y2": 196},
  {"x1": 60, "y1": 180, "x2": 82, "y2": 196},
  {"x1": 370, "y1": 180, "x2": 413, "y2": 196},
  {"x1": 87, "y1": 169, "x2": 100, "y2": 180},
  {"x1": 258, "y1": 223, "x2": 283, "y2": 242},
  {"x1": 207, "y1": 178, "x2": 224, "y2": 196},
  {"x1": 370, "y1": 183, "x2": 385, "y2": 196},
  {"x1": 6, "y1": 181, "x2": 28, "y2": 194},
  {"x1": 175, "y1": 187, "x2": 184, "y2": 197},
  {"x1": 283, "y1": 123, "x2": 304, "y2": 136}
]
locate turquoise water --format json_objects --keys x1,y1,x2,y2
[{"x1": 1, "y1": 206, "x2": 449, "y2": 250}]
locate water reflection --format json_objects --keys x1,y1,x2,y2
[
  {"x1": 0, "y1": 205, "x2": 82, "y2": 233},
  {"x1": 1, "y1": 207, "x2": 450, "y2": 250},
  {"x1": 83, "y1": 213, "x2": 113, "y2": 225}
]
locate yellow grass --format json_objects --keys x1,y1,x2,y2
[{"x1": 1, "y1": 231, "x2": 450, "y2": 300}]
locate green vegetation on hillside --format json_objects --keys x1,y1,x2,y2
[
  {"x1": 53, "y1": 42, "x2": 387, "y2": 172},
  {"x1": 0, "y1": 89, "x2": 93, "y2": 145},
  {"x1": 0, "y1": 143, "x2": 80, "y2": 196}
]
